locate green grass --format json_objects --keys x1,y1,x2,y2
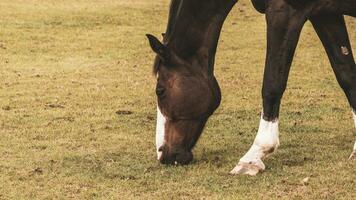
[{"x1": 0, "y1": 0, "x2": 355, "y2": 199}]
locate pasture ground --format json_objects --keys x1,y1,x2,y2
[{"x1": 0, "y1": 0, "x2": 355, "y2": 199}]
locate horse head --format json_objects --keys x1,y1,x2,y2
[
  {"x1": 146, "y1": 0, "x2": 236, "y2": 165},
  {"x1": 147, "y1": 34, "x2": 221, "y2": 164}
]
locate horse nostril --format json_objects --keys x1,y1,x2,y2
[{"x1": 158, "y1": 146, "x2": 163, "y2": 152}]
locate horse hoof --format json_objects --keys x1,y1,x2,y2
[
  {"x1": 229, "y1": 162, "x2": 264, "y2": 176},
  {"x1": 349, "y1": 151, "x2": 356, "y2": 160}
]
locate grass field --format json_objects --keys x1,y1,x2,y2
[{"x1": 0, "y1": 0, "x2": 355, "y2": 199}]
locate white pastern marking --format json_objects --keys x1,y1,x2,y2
[
  {"x1": 352, "y1": 110, "x2": 356, "y2": 128},
  {"x1": 352, "y1": 110, "x2": 356, "y2": 150},
  {"x1": 350, "y1": 110, "x2": 356, "y2": 159},
  {"x1": 239, "y1": 116, "x2": 280, "y2": 169},
  {"x1": 350, "y1": 140, "x2": 356, "y2": 160},
  {"x1": 156, "y1": 106, "x2": 166, "y2": 160}
]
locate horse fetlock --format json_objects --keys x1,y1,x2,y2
[
  {"x1": 253, "y1": 140, "x2": 279, "y2": 158},
  {"x1": 261, "y1": 144, "x2": 278, "y2": 157}
]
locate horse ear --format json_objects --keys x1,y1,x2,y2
[{"x1": 146, "y1": 34, "x2": 170, "y2": 62}]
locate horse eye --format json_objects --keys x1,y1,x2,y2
[{"x1": 156, "y1": 85, "x2": 166, "y2": 97}]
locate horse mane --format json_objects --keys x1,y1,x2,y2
[
  {"x1": 164, "y1": 0, "x2": 183, "y2": 43},
  {"x1": 153, "y1": 0, "x2": 183, "y2": 74},
  {"x1": 284, "y1": 0, "x2": 316, "y2": 8}
]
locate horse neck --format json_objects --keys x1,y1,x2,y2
[{"x1": 167, "y1": 0, "x2": 237, "y2": 76}]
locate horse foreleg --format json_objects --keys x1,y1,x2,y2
[
  {"x1": 230, "y1": 0, "x2": 308, "y2": 175},
  {"x1": 311, "y1": 14, "x2": 356, "y2": 160}
]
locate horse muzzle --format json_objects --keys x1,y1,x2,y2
[{"x1": 159, "y1": 146, "x2": 193, "y2": 165}]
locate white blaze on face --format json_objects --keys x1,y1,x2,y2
[
  {"x1": 156, "y1": 106, "x2": 166, "y2": 160},
  {"x1": 239, "y1": 115, "x2": 280, "y2": 169}
]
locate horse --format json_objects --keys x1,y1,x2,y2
[{"x1": 146, "y1": 0, "x2": 356, "y2": 175}]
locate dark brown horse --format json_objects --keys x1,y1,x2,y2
[
  {"x1": 147, "y1": 0, "x2": 356, "y2": 175},
  {"x1": 147, "y1": 0, "x2": 236, "y2": 165}
]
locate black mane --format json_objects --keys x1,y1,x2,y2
[
  {"x1": 165, "y1": 0, "x2": 183, "y2": 43},
  {"x1": 153, "y1": 0, "x2": 182, "y2": 74}
]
